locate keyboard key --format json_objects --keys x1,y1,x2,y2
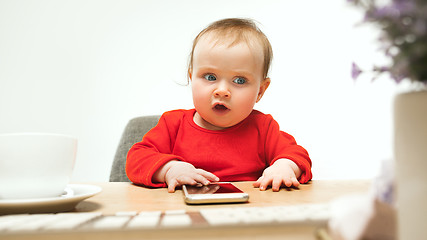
[
  {"x1": 45, "y1": 212, "x2": 102, "y2": 231},
  {"x1": 161, "y1": 214, "x2": 192, "y2": 227},
  {"x1": 200, "y1": 208, "x2": 242, "y2": 225},
  {"x1": 115, "y1": 211, "x2": 138, "y2": 216},
  {"x1": 138, "y1": 211, "x2": 162, "y2": 217},
  {"x1": 239, "y1": 207, "x2": 277, "y2": 224},
  {"x1": 164, "y1": 209, "x2": 186, "y2": 215},
  {"x1": 2, "y1": 214, "x2": 59, "y2": 232},
  {"x1": 91, "y1": 216, "x2": 131, "y2": 229},
  {"x1": 126, "y1": 211, "x2": 161, "y2": 229},
  {"x1": 127, "y1": 216, "x2": 159, "y2": 229},
  {"x1": 0, "y1": 214, "x2": 31, "y2": 232}
]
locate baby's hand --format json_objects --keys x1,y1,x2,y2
[
  {"x1": 163, "y1": 161, "x2": 219, "y2": 193},
  {"x1": 253, "y1": 159, "x2": 301, "y2": 191}
]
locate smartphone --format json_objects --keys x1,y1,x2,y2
[{"x1": 182, "y1": 182, "x2": 249, "y2": 204}]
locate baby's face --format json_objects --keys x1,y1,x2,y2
[{"x1": 190, "y1": 35, "x2": 270, "y2": 130}]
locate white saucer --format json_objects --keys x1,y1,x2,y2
[{"x1": 0, "y1": 184, "x2": 102, "y2": 214}]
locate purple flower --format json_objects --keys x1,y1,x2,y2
[
  {"x1": 392, "y1": 74, "x2": 405, "y2": 84},
  {"x1": 351, "y1": 62, "x2": 363, "y2": 81},
  {"x1": 392, "y1": 1, "x2": 415, "y2": 15},
  {"x1": 367, "y1": 2, "x2": 415, "y2": 20},
  {"x1": 349, "y1": 0, "x2": 426, "y2": 84},
  {"x1": 373, "y1": 66, "x2": 389, "y2": 73},
  {"x1": 370, "y1": 6, "x2": 400, "y2": 19}
]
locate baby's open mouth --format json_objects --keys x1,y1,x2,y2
[
  {"x1": 213, "y1": 103, "x2": 230, "y2": 113},
  {"x1": 214, "y1": 104, "x2": 228, "y2": 110}
]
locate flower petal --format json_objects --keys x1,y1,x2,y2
[{"x1": 351, "y1": 62, "x2": 363, "y2": 81}]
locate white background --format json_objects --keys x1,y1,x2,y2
[{"x1": 0, "y1": 0, "x2": 406, "y2": 182}]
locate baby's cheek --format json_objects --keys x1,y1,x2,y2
[{"x1": 234, "y1": 97, "x2": 257, "y2": 118}]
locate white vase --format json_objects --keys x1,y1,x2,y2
[{"x1": 394, "y1": 90, "x2": 427, "y2": 240}]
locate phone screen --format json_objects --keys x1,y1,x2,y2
[
  {"x1": 185, "y1": 183, "x2": 244, "y2": 194},
  {"x1": 183, "y1": 182, "x2": 249, "y2": 204}
]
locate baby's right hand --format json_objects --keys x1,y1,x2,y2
[{"x1": 164, "y1": 161, "x2": 219, "y2": 193}]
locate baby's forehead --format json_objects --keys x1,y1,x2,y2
[
  {"x1": 200, "y1": 31, "x2": 261, "y2": 49},
  {"x1": 196, "y1": 32, "x2": 264, "y2": 58}
]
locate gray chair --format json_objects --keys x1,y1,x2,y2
[{"x1": 109, "y1": 115, "x2": 161, "y2": 182}]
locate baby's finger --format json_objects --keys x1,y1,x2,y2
[
  {"x1": 167, "y1": 180, "x2": 178, "y2": 193},
  {"x1": 283, "y1": 176, "x2": 300, "y2": 188},
  {"x1": 284, "y1": 177, "x2": 294, "y2": 188},
  {"x1": 169, "y1": 176, "x2": 198, "y2": 193},
  {"x1": 176, "y1": 175, "x2": 199, "y2": 186},
  {"x1": 191, "y1": 173, "x2": 211, "y2": 186},
  {"x1": 291, "y1": 177, "x2": 300, "y2": 188},
  {"x1": 196, "y1": 169, "x2": 220, "y2": 182},
  {"x1": 259, "y1": 176, "x2": 272, "y2": 191},
  {"x1": 252, "y1": 177, "x2": 262, "y2": 188},
  {"x1": 271, "y1": 176, "x2": 283, "y2": 192}
]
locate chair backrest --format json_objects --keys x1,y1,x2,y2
[{"x1": 109, "y1": 115, "x2": 161, "y2": 182}]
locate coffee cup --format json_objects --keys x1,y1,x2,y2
[{"x1": 0, "y1": 133, "x2": 77, "y2": 199}]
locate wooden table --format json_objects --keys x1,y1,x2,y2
[
  {"x1": 76, "y1": 180, "x2": 370, "y2": 214},
  {"x1": 5, "y1": 180, "x2": 371, "y2": 240}
]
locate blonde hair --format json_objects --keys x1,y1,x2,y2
[{"x1": 188, "y1": 18, "x2": 273, "y2": 80}]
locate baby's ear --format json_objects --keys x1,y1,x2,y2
[
  {"x1": 188, "y1": 69, "x2": 193, "y2": 81},
  {"x1": 256, "y1": 78, "x2": 271, "y2": 102}
]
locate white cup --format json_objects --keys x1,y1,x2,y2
[{"x1": 0, "y1": 133, "x2": 77, "y2": 199}]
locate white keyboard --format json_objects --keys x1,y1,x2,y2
[{"x1": 0, "y1": 203, "x2": 330, "y2": 236}]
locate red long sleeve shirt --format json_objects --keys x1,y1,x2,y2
[{"x1": 126, "y1": 109, "x2": 312, "y2": 187}]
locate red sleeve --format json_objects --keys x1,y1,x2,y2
[
  {"x1": 125, "y1": 111, "x2": 185, "y2": 187},
  {"x1": 264, "y1": 116, "x2": 312, "y2": 183}
]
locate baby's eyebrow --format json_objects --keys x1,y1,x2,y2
[
  {"x1": 196, "y1": 66, "x2": 219, "y2": 72},
  {"x1": 231, "y1": 70, "x2": 255, "y2": 78}
]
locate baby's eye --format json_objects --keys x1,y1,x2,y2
[
  {"x1": 233, "y1": 77, "x2": 246, "y2": 85},
  {"x1": 204, "y1": 74, "x2": 216, "y2": 81}
]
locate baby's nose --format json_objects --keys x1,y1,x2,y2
[{"x1": 214, "y1": 83, "x2": 231, "y2": 98}]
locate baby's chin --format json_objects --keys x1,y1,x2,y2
[
  {"x1": 204, "y1": 118, "x2": 245, "y2": 130},
  {"x1": 195, "y1": 110, "x2": 248, "y2": 130}
]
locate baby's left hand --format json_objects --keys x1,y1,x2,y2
[{"x1": 253, "y1": 159, "x2": 301, "y2": 191}]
